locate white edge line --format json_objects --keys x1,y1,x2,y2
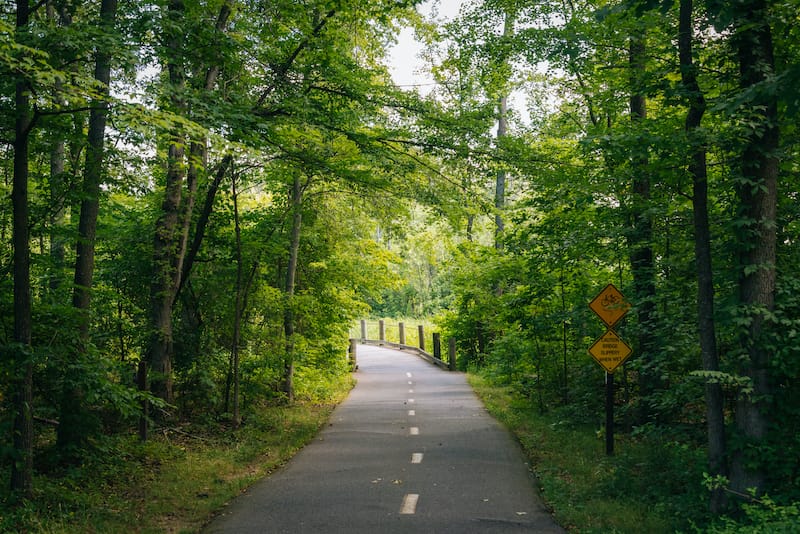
[{"x1": 400, "y1": 493, "x2": 419, "y2": 514}]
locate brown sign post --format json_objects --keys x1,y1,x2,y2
[{"x1": 588, "y1": 283, "x2": 632, "y2": 456}]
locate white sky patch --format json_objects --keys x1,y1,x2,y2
[
  {"x1": 388, "y1": 0, "x2": 533, "y2": 126},
  {"x1": 388, "y1": 0, "x2": 461, "y2": 91}
]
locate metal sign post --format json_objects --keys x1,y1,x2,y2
[{"x1": 606, "y1": 372, "x2": 614, "y2": 455}]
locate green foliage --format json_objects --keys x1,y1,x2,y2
[
  {"x1": 470, "y1": 373, "x2": 709, "y2": 533},
  {"x1": 704, "y1": 493, "x2": 800, "y2": 534},
  {"x1": 0, "y1": 394, "x2": 350, "y2": 533}
]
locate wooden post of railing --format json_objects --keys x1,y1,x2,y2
[
  {"x1": 418, "y1": 325, "x2": 425, "y2": 351},
  {"x1": 399, "y1": 322, "x2": 405, "y2": 345},
  {"x1": 349, "y1": 338, "x2": 358, "y2": 371},
  {"x1": 360, "y1": 319, "x2": 366, "y2": 341},
  {"x1": 379, "y1": 320, "x2": 385, "y2": 341},
  {"x1": 433, "y1": 333, "x2": 441, "y2": 362},
  {"x1": 448, "y1": 337, "x2": 457, "y2": 371}
]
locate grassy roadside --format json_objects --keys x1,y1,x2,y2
[
  {"x1": 468, "y1": 374, "x2": 710, "y2": 533},
  {"x1": 0, "y1": 375, "x2": 354, "y2": 534}
]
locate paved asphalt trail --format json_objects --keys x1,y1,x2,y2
[{"x1": 204, "y1": 344, "x2": 563, "y2": 533}]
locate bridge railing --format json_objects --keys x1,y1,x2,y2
[{"x1": 349, "y1": 319, "x2": 456, "y2": 372}]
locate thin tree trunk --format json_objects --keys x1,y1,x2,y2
[
  {"x1": 10, "y1": 0, "x2": 34, "y2": 497},
  {"x1": 729, "y1": 0, "x2": 779, "y2": 497},
  {"x1": 176, "y1": 154, "x2": 232, "y2": 304},
  {"x1": 679, "y1": 0, "x2": 726, "y2": 512},
  {"x1": 282, "y1": 174, "x2": 305, "y2": 403},
  {"x1": 559, "y1": 270, "x2": 569, "y2": 405},
  {"x1": 48, "y1": 134, "x2": 66, "y2": 292},
  {"x1": 495, "y1": 94, "x2": 507, "y2": 251},
  {"x1": 46, "y1": 1, "x2": 72, "y2": 294},
  {"x1": 58, "y1": 0, "x2": 117, "y2": 454},
  {"x1": 494, "y1": 12, "x2": 513, "y2": 251},
  {"x1": 231, "y1": 171, "x2": 243, "y2": 427}
]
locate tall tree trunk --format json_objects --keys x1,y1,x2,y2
[
  {"x1": 10, "y1": 0, "x2": 34, "y2": 497},
  {"x1": 48, "y1": 130, "x2": 66, "y2": 293},
  {"x1": 57, "y1": 0, "x2": 117, "y2": 454},
  {"x1": 679, "y1": 0, "x2": 726, "y2": 512},
  {"x1": 146, "y1": 0, "x2": 188, "y2": 406},
  {"x1": 628, "y1": 29, "x2": 658, "y2": 422},
  {"x1": 46, "y1": 1, "x2": 72, "y2": 294},
  {"x1": 145, "y1": 0, "x2": 233, "y2": 409},
  {"x1": 282, "y1": 174, "x2": 304, "y2": 403},
  {"x1": 495, "y1": 94, "x2": 507, "y2": 251},
  {"x1": 494, "y1": 12, "x2": 513, "y2": 252},
  {"x1": 729, "y1": 0, "x2": 779, "y2": 497},
  {"x1": 230, "y1": 171, "x2": 243, "y2": 427}
]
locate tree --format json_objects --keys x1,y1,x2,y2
[
  {"x1": 57, "y1": 0, "x2": 118, "y2": 456},
  {"x1": 726, "y1": 0, "x2": 780, "y2": 498},
  {"x1": 9, "y1": 0, "x2": 34, "y2": 498},
  {"x1": 494, "y1": 11, "x2": 514, "y2": 251},
  {"x1": 678, "y1": 0, "x2": 725, "y2": 511},
  {"x1": 624, "y1": 2, "x2": 659, "y2": 423},
  {"x1": 145, "y1": 0, "x2": 234, "y2": 409},
  {"x1": 282, "y1": 171, "x2": 306, "y2": 403}
]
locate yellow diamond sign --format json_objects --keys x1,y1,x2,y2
[
  {"x1": 589, "y1": 284, "x2": 631, "y2": 328},
  {"x1": 588, "y1": 330, "x2": 632, "y2": 373}
]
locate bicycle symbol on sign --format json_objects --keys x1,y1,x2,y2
[{"x1": 601, "y1": 292, "x2": 621, "y2": 309}]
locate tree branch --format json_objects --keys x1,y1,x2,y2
[{"x1": 256, "y1": 9, "x2": 337, "y2": 107}]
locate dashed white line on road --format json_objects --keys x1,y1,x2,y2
[
  {"x1": 411, "y1": 453, "x2": 423, "y2": 464},
  {"x1": 406, "y1": 372, "x2": 412, "y2": 378},
  {"x1": 408, "y1": 389, "x2": 414, "y2": 393},
  {"x1": 409, "y1": 427, "x2": 419, "y2": 435},
  {"x1": 400, "y1": 493, "x2": 419, "y2": 514},
  {"x1": 408, "y1": 410, "x2": 415, "y2": 416},
  {"x1": 408, "y1": 381, "x2": 413, "y2": 385},
  {"x1": 408, "y1": 398, "x2": 415, "y2": 403}
]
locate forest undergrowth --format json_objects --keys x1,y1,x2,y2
[
  {"x1": 0, "y1": 375, "x2": 353, "y2": 534},
  {"x1": 469, "y1": 373, "x2": 800, "y2": 534}
]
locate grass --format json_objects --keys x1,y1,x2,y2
[
  {"x1": 468, "y1": 373, "x2": 710, "y2": 533},
  {"x1": 0, "y1": 374, "x2": 354, "y2": 533}
]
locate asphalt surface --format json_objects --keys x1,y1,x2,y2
[{"x1": 204, "y1": 344, "x2": 564, "y2": 533}]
